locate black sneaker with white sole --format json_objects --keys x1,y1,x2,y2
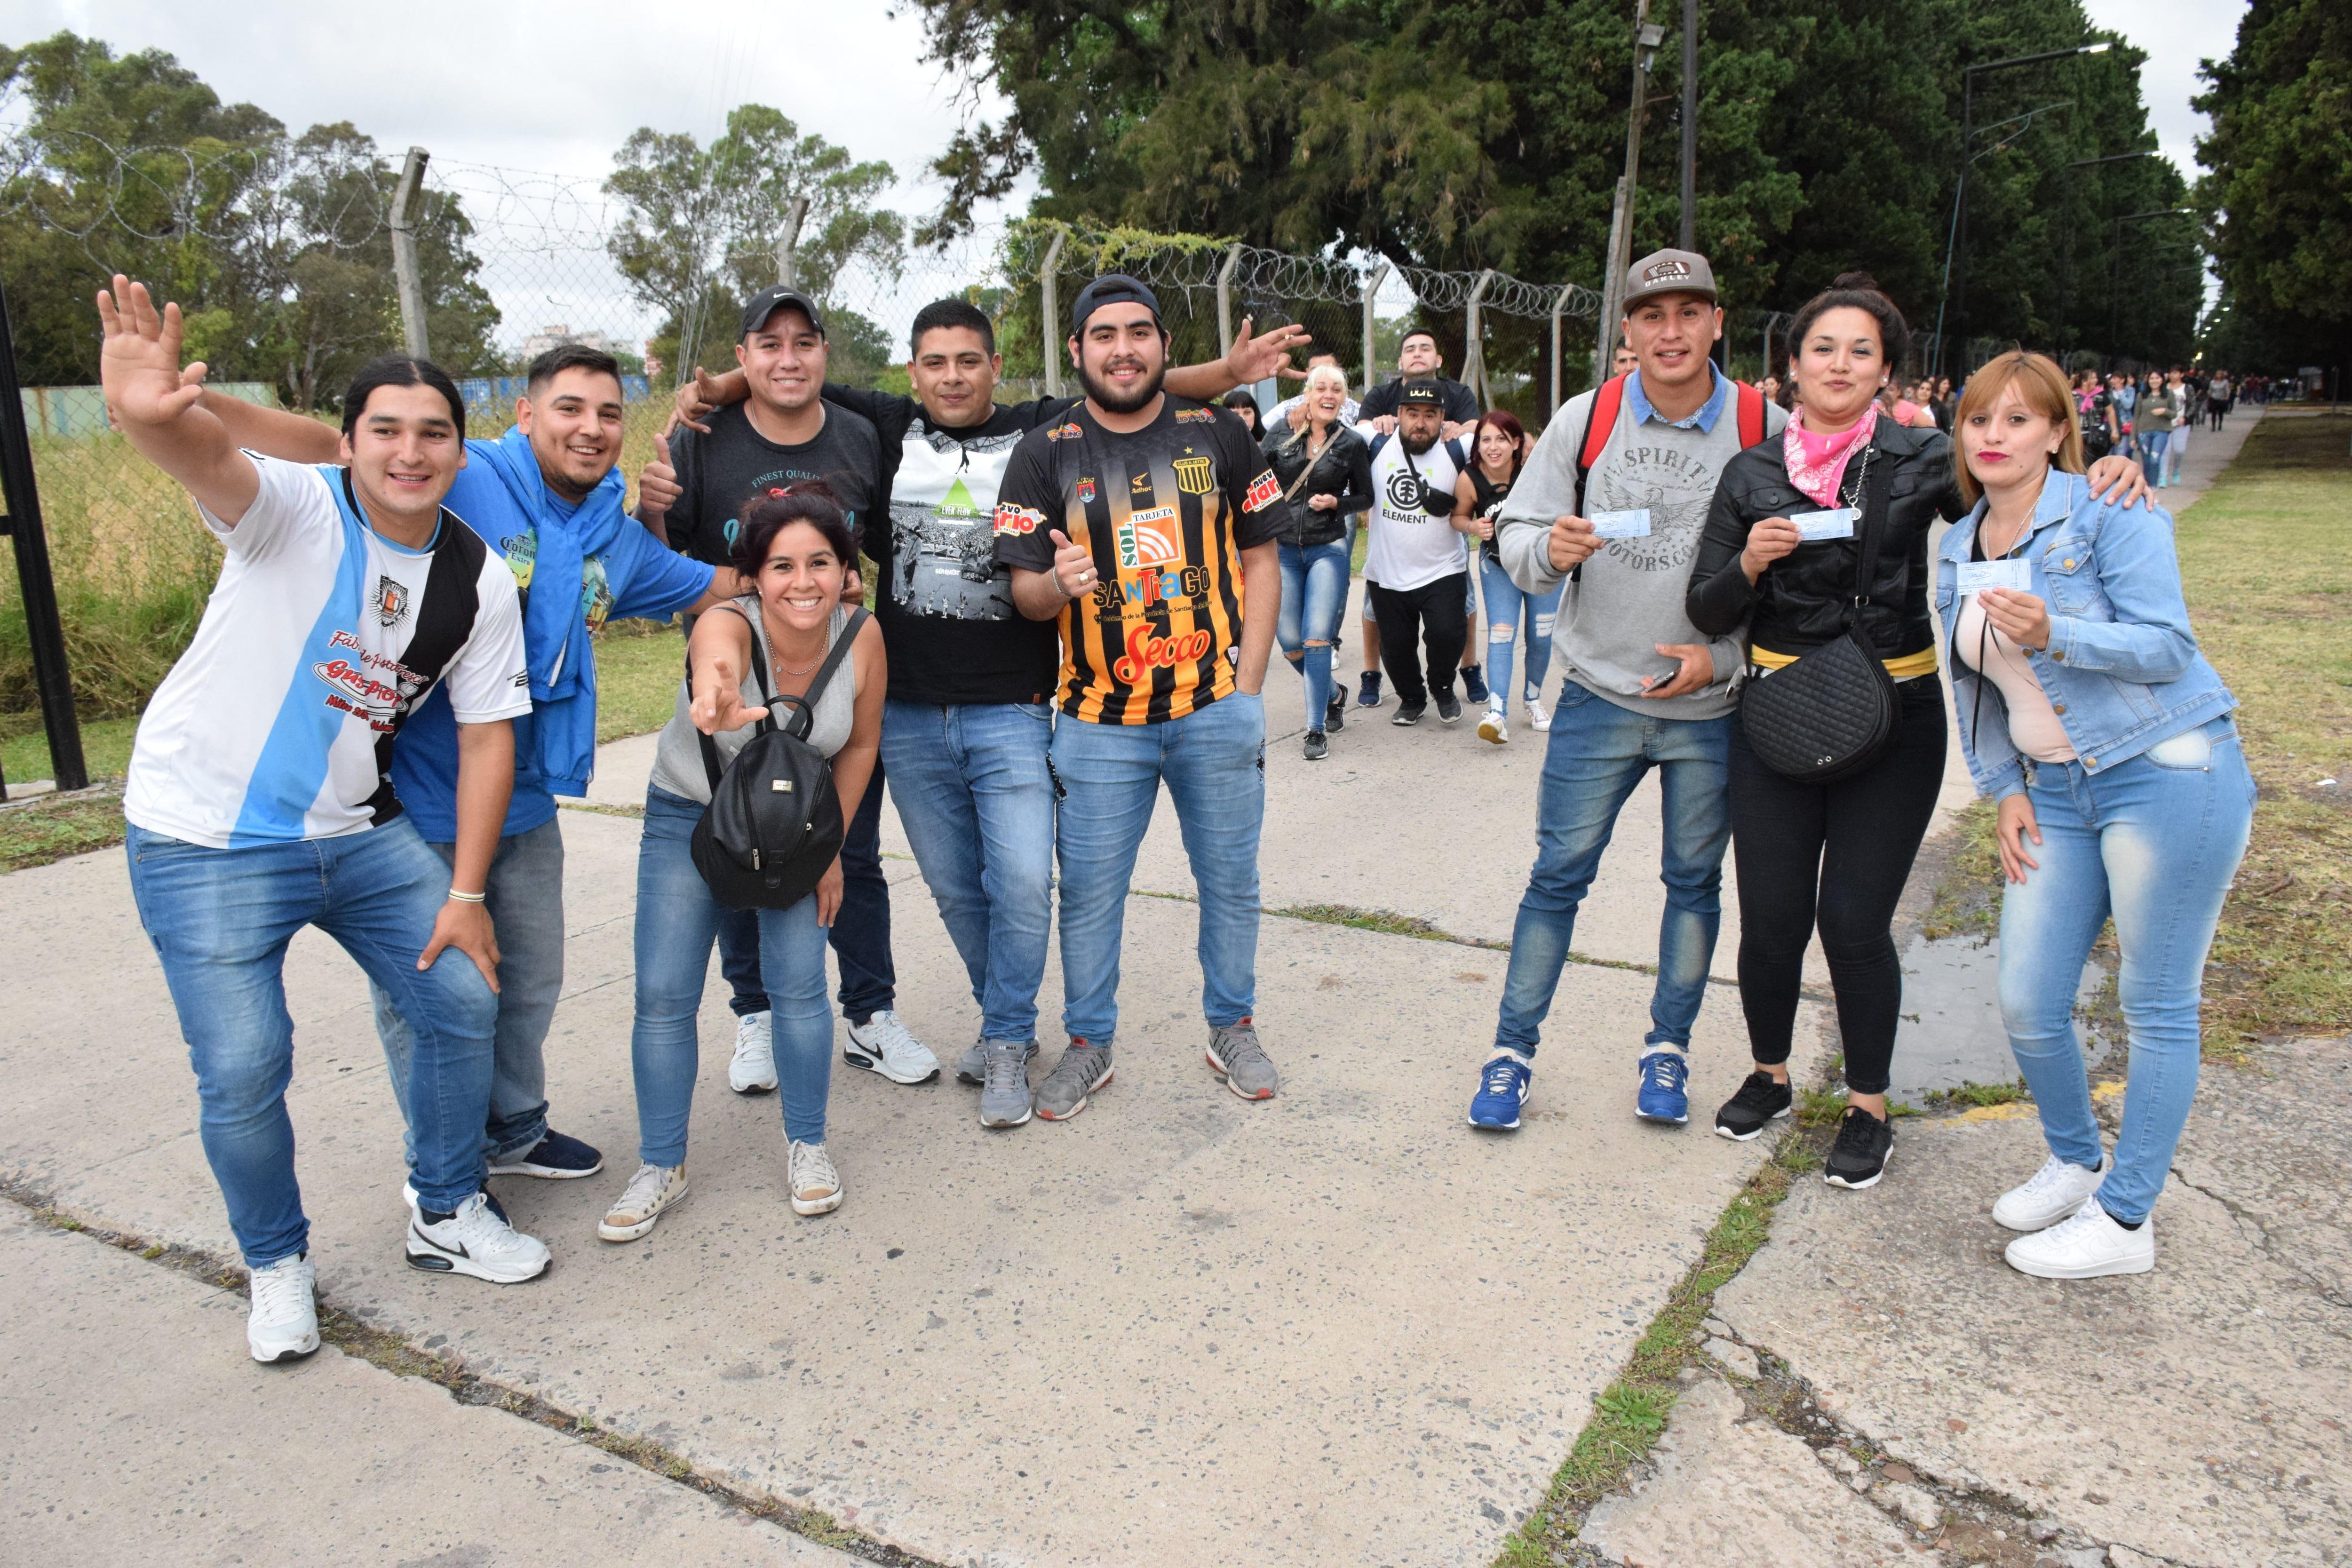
[
  {"x1": 1303, "y1": 729, "x2": 1329, "y2": 761},
  {"x1": 1391, "y1": 701, "x2": 1426, "y2": 727},
  {"x1": 1823, "y1": 1106, "x2": 1895, "y2": 1189},
  {"x1": 1714, "y1": 1072, "x2": 1794, "y2": 1140},
  {"x1": 1434, "y1": 690, "x2": 1462, "y2": 724},
  {"x1": 487, "y1": 1129, "x2": 603, "y2": 1179},
  {"x1": 1325, "y1": 692, "x2": 1346, "y2": 732}
]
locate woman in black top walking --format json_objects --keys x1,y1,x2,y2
[
  {"x1": 1685, "y1": 273, "x2": 2149, "y2": 1190},
  {"x1": 1453, "y1": 410, "x2": 1557, "y2": 744},
  {"x1": 1263, "y1": 362, "x2": 1375, "y2": 757}
]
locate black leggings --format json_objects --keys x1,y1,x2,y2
[
  {"x1": 1728, "y1": 679, "x2": 1947, "y2": 1095},
  {"x1": 1369, "y1": 573, "x2": 1469, "y2": 706}
]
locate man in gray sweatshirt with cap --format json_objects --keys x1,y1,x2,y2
[{"x1": 1466, "y1": 247, "x2": 1786, "y2": 1133}]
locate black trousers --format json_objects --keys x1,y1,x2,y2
[
  {"x1": 1727, "y1": 678, "x2": 1947, "y2": 1096},
  {"x1": 1369, "y1": 573, "x2": 1469, "y2": 707}
]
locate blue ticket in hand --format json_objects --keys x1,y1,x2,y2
[
  {"x1": 1956, "y1": 558, "x2": 2033, "y2": 594},
  {"x1": 1790, "y1": 507, "x2": 1859, "y2": 541},
  {"x1": 1589, "y1": 509, "x2": 1652, "y2": 539}
]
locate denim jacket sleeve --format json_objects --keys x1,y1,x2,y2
[{"x1": 2041, "y1": 496, "x2": 2199, "y2": 683}]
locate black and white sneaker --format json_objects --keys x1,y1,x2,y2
[
  {"x1": 1714, "y1": 1072, "x2": 1794, "y2": 1140},
  {"x1": 1434, "y1": 690, "x2": 1462, "y2": 724},
  {"x1": 1391, "y1": 701, "x2": 1426, "y2": 727},
  {"x1": 1303, "y1": 729, "x2": 1329, "y2": 761},
  {"x1": 1823, "y1": 1106, "x2": 1895, "y2": 1190},
  {"x1": 1325, "y1": 692, "x2": 1347, "y2": 732},
  {"x1": 406, "y1": 1192, "x2": 552, "y2": 1283},
  {"x1": 487, "y1": 1129, "x2": 603, "y2": 1180}
]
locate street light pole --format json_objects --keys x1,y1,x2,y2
[
  {"x1": 1596, "y1": 0, "x2": 1667, "y2": 378},
  {"x1": 1679, "y1": 0, "x2": 1698, "y2": 252},
  {"x1": 1952, "y1": 40, "x2": 2110, "y2": 363}
]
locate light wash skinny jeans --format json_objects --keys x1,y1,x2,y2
[
  {"x1": 1478, "y1": 553, "x2": 1562, "y2": 715},
  {"x1": 1998, "y1": 717, "x2": 2253, "y2": 1223},
  {"x1": 1278, "y1": 538, "x2": 1352, "y2": 731}
]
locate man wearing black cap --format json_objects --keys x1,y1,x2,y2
[
  {"x1": 1364, "y1": 379, "x2": 1478, "y2": 724},
  {"x1": 636, "y1": 286, "x2": 938, "y2": 1091},
  {"x1": 991, "y1": 275, "x2": 1287, "y2": 1123}
]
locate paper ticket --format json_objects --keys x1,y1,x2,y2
[
  {"x1": 1789, "y1": 507, "x2": 1859, "y2": 541},
  {"x1": 1956, "y1": 558, "x2": 2033, "y2": 594},
  {"x1": 1589, "y1": 509, "x2": 1652, "y2": 539}
]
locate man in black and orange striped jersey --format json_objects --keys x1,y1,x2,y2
[{"x1": 993, "y1": 275, "x2": 1287, "y2": 1122}]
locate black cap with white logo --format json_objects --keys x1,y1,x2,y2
[
  {"x1": 1397, "y1": 377, "x2": 1445, "y2": 406},
  {"x1": 740, "y1": 285, "x2": 828, "y2": 341}
]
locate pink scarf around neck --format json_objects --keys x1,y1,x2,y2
[{"x1": 1784, "y1": 404, "x2": 1879, "y2": 509}]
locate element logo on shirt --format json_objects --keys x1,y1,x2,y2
[{"x1": 376, "y1": 575, "x2": 411, "y2": 628}]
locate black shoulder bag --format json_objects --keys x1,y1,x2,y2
[
  {"x1": 689, "y1": 607, "x2": 868, "y2": 910},
  {"x1": 1736, "y1": 446, "x2": 1901, "y2": 784}
]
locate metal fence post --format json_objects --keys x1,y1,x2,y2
[
  {"x1": 1360, "y1": 262, "x2": 1391, "y2": 401},
  {"x1": 1551, "y1": 286, "x2": 1573, "y2": 412},
  {"x1": 774, "y1": 196, "x2": 810, "y2": 288},
  {"x1": 1596, "y1": 176, "x2": 1629, "y2": 381},
  {"x1": 1462, "y1": 269, "x2": 1495, "y2": 406},
  {"x1": 1216, "y1": 243, "x2": 1243, "y2": 358},
  {"x1": 389, "y1": 146, "x2": 431, "y2": 360},
  {"x1": 1040, "y1": 227, "x2": 1067, "y2": 400},
  {"x1": 0, "y1": 277, "x2": 88, "y2": 796}
]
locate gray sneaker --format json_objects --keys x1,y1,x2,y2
[
  {"x1": 957, "y1": 1036, "x2": 1038, "y2": 1085},
  {"x1": 1206, "y1": 1019, "x2": 1279, "y2": 1100},
  {"x1": 1034, "y1": 1039, "x2": 1114, "y2": 1122},
  {"x1": 978, "y1": 1040, "x2": 1035, "y2": 1128}
]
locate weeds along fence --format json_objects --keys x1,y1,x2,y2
[{"x1": 0, "y1": 137, "x2": 1605, "y2": 745}]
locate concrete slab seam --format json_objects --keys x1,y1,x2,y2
[{"x1": 0, "y1": 1174, "x2": 948, "y2": 1568}]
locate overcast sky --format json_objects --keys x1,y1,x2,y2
[{"x1": 1, "y1": 0, "x2": 2247, "y2": 350}]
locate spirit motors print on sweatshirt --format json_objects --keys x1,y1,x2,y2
[
  {"x1": 125, "y1": 454, "x2": 529, "y2": 849},
  {"x1": 992, "y1": 397, "x2": 1282, "y2": 724}
]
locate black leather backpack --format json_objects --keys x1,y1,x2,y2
[{"x1": 689, "y1": 607, "x2": 866, "y2": 910}]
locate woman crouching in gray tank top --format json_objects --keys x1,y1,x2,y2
[{"x1": 599, "y1": 486, "x2": 884, "y2": 1242}]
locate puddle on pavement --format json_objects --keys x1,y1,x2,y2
[{"x1": 1886, "y1": 933, "x2": 2107, "y2": 1106}]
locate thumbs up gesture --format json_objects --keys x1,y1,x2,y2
[
  {"x1": 638, "y1": 431, "x2": 680, "y2": 520},
  {"x1": 1049, "y1": 529, "x2": 1097, "y2": 599}
]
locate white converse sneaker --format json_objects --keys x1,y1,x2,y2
[
  {"x1": 1993, "y1": 1151, "x2": 2108, "y2": 1232},
  {"x1": 597, "y1": 1162, "x2": 688, "y2": 1242},
  {"x1": 1477, "y1": 705, "x2": 1510, "y2": 745},
  {"x1": 730, "y1": 1011, "x2": 777, "y2": 1094},
  {"x1": 406, "y1": 1191, "x2": 552, "y2": 1283},
  {"x1": 2004, "y1": 1201, "x2": 2154, "y2": 1279},
  {"x1": 843, "y1": 1010, "x2": 940, "y2": 1085},
  {"x1": 246, "y1": 1253, "x2": 319, "y2": 1363},
  {"x1": 1526, "y1": 696, "x2": 1551, "y2": 732},
  {"x1": 787, "y1": 1139, "x2": 844, "y2": 1216}
]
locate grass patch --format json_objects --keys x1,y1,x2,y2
[
  {"x1": 1496, "y1": 1134, "x2": 1813, "y2": 1562},
  {"x1": 1921, "y1": 797, "x2": 2002, "y2": 942},
  {"x1": 1924, "y1": 1077, "x2": 2030, "y2": 1109},
  {"x1": 0, "y1": 782, "x2": 126, "y2": 872},
  {"x1": 592, "y1": 616, "x2": 687, "y2": 741}
]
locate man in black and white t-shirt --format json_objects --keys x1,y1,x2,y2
[
  {"x1": 668, "y1": 296, "x2": 1302, "y2": 1126},
  {"x1": 1364, "y1": 380, "x2": 1480, "y2": 725},
  {"x1": 100, "y1": 277, "x2": 552, "y2": 1366}
]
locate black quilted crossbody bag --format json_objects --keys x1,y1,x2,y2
[{"x1": 1738, "y1": 446, "x2": 1901, "y2": 784}]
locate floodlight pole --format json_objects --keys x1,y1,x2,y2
[
  {"x1": 389, "y1": 146, "x2": 431, "y2": 360},
  {"x1": 1679, "y1": 0, "x2": 1698, "y2": 251}
]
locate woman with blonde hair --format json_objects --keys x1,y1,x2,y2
[
  {"x1": 1262, "y1": 361, "x2": 1375, "y2": 757},
  {"x1": 1937, "y1": 350, "x2": 2248, "y2": 1278}
]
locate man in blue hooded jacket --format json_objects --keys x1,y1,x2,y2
[{"x1": 199, "y1": 342, "x2": 748, "y2": 1185}]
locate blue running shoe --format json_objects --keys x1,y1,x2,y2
[
  {"x1": 1637, "y1": 1049, "x2": 1690, "y2": 1124},
  {"x1": 1469, "y1": 1054, "x2": 1532, "y2": 1130}
]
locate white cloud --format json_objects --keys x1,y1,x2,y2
[{"x1": 2081, "y1": 0, "x2": 2247, "y2": 176}]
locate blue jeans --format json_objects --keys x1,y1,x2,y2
[
  {"x1": 125, "y1": 818, "x2": 498, "y2": 1264},
  {"x1": 370, "y1": 817, "x2": 564, "y2": 1167},
  {"x1": 719, "y1": 750, "x2": 893, "y2": 1023},
  {"x1": 1493, "y1": 680, "x2": 1731, "y2": 1057},
  {"x1": 1278, "y1": 538, "x2": 1351, "y2": 731},
  {"x1": 634, "y1": 787, "x2": 834, "y2": 1160},
  {"x1": 1478, "y1": 555, "x2": 1562, "y2": 713},
  {"x1": 1998, "y1": 718, "x2": 2253, "y2": 1224},
  {"x1": 880, "y1": 700, "x2": 1056, "y2": 1044},
  {"x1": 2137, "y1": 429, "x2": 2170, "y2": 485},
  {"x1": 1051, "y1": 692, "x2": 1266, "y2": 1042}
]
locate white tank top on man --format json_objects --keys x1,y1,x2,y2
[{"x1": 1365, "y1": 433, "x2": 1470, "y2": 592}]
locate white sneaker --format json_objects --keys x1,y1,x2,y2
[
  {"x1": 843, "y1": 1010, "x2": 940, "y2": 1085},
  {"x1": 1477, "y1": 705, "x2": 1509, "y2": 745},
  {"x1": 405, "y1": 1191, "x2": 552, "y2": 1283},
  {"x1": 1526, "y1": 696, "x2": 1551, "y2": 732},
  {"x1": 730, "y1": 1011, "x2": 777, "y2": 1093},
  {"x1": 788, "y1": 1138, "x2": 844, "y2": 1216},
  {"x1": 597, "y1": 1162, "x2": 688, "y2": 1242},
  {"x1": 247, "y1": 1253, "x2": 319, "y2": 1363},
  {"x1": 1993, "y1": 1151, "x2": 2108, "y2": 1232},
  {"x1": 2004, "y1": 1201, "x2": 2154, "y2": 1279}
]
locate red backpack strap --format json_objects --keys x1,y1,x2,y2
[
  {"x1": 1734, "y1": 379, "x2": 1767, "y2": 448},
  {"x1": 1580, "y1": 373, "x2": 1628, "y2": 474}
]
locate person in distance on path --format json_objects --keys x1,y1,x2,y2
[
  {"x1": 1466, "y1": 248, "x2": 1783, "y2": 1134},
  {"x1": 664, "y1": 298, "x2": 1300, "y2": 1128},
  {"x1": 993, "y1": 275, "x2": 1287, "y2": 1119},
  {"x1": 99, "y1": 278, "x2": 548, "y2": 1364},
  {"x1": 198, "y1": 342, "x2": 755, "y2": 1210}
]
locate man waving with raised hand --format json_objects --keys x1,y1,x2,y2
[{"x1": 101, "y1": 277, "x2": 550, "y2": 1365}]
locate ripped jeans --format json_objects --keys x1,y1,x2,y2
[{"x1": 1478, "y1": 554, "x2": 1563, "y2": 714}]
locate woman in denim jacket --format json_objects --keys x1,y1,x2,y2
[{"x1": 1937, "y1": 350, "x2": 2252, "y2": 1281}]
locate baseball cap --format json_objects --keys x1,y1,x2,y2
[
  {"x1": 1397, "y1": 378, "x2": 1445, "y2": 406},
  {"x1": 1622, "y1": 248, "x2": 1718, "y2": 308},
  {"x1": 740, "y1": 285, "x2": 828, "y2": 341},
  {"x1": 1069, "y1": 273, "x2": 1164, "y2": 336}
]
